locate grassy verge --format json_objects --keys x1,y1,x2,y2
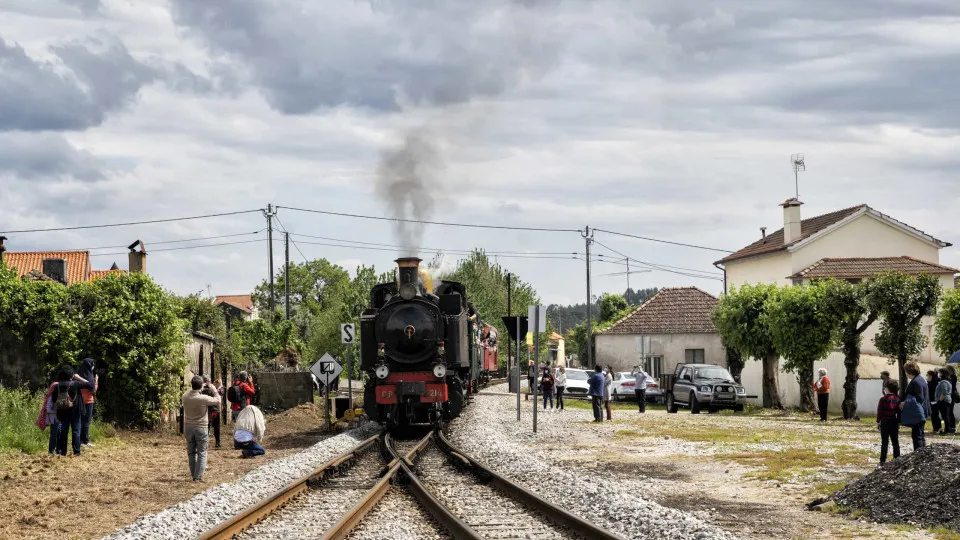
[
  {"x1": 718, "y1": 446, "x2": 874, "y2": 482},
  {"x1": 0, "y1": 386, "x2": 114, "y2": 454}
]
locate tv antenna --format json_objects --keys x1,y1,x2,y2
[{"x1": 791, "y1": 153, "x2": 805, "y2": 199}]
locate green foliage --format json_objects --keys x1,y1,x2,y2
[
  {"x1": 763, "y1": 283, "x2": 839, "y2": 374},
  {"x1": 0, "y1": 269, "x2": 184, "y2": 427},
  {"x1": 0, "y1": 386, "x2": 110, "y2": 454},
  {"x1": 711, "y1": 283, "x2": 780, "y2": 361},
  {"x1": 934, "y1": 288, "x2": 960, "y2": 359},
  {"x1": 597, "y1": 293, "x2": 629, "y2": 323},
  {"x1": 548, "y1": 287, "x2": 657, "y2": 331},
  {"x1": 174, "y1": 294, "x2": 242, "y2": 369},
  {"x1": 867, "y1": 272, "x2": 942, "y2": 364}
]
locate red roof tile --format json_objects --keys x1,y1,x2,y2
[
  {"x1": 600, "y1": 287, "x2": 718, "y2": 335},
  {"x1": 3, "y1": 251, "x2": 91, "y2": 284},
  {"x1": 790, "y1": 257, "x2": 959, "y2": 280},
  {"x1": 717, "y1": 205, "x2": 866, "y2": 264},
  {"x1": 214, "y1": 294, "x2": 254, "y2": 313}
]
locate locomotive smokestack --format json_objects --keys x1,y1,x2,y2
[{"x1": 396, "y1": 257, "x2": 422, "y2": 300}]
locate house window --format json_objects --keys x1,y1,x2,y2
[
  {"x1": 644, "y1": 356, "x2": 663, "y2": 378},
  {"x1": 685, "y1": 349, "x2": 705, "y2": 364}
]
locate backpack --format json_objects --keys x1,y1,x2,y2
[
  {"x1": 54, "y1": 383, "x2": 74, "y2": 419},
  {"x1": 227, "y1": 385, "x2": 240, "y2": 404}
]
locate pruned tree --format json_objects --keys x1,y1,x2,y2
[
  {"x1": 934, "y1": 288, "x2": 960, "y2": 360},
  {"x1": 822, "y1": 279, "x2": 878, "y2": 420},
  {"x1": 711, "y1": 283, "x2": 784, "y2": 409},
  {"x1": 763, "y1": 283, "x2": 839, "y2": 413},
  {"x1": 868, "y1": 272, "x2": 942, "y2": 390}
]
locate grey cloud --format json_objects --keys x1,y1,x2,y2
[
  {"x1": 60, "y1": 0, "x2": 101, "y2": 16},
  {"x1": 0, "y1": 34, "x2": 155, "y2": 131},
  {"x1": 0, "y1": 132, "x2": 105, "y2": 181}
]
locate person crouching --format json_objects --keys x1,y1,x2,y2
[{"x1": 234, "y1": 405, "x2": 266, "y2": 458}]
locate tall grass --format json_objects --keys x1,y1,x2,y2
[{"x1": 0, "y1": 386, "x2": 110, "y2": 454}]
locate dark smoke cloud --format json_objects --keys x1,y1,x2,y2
[{"x1": 374, "y1": 131, "x2": 444, "y2": 255}]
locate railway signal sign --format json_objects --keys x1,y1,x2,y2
[
  {"x1": 341, "y1": 323, "x2": 356, "y2": 344},
  {"x1": 311, "y1": 353, "x2": 343, "y2": 386}
]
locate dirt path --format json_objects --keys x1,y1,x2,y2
[{"x1": 0, "y1": 403, "x2": 336, "y2": 540}]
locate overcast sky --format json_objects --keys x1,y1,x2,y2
[{"x1": 1, "y1": 0, "x2": 958, "y2": 307}]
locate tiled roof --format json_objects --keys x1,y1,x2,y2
[
  {"x1": 3, "y1": 251, "x2": 91, "y2": 284},
  {"x1": 717, "y1": 205, "x2": 866, "y2": 264},
  {"x1": 90, "y1": 269, "x2": 126, "y2": 280},
  {"x1": 600, "y1": 287, "x2": 718, "y2": 335},
  {"x1": 214, "y1": 294, "x2": 254, "y2": 312},
  {"x1": 790, "y1": 257, "x2": 960, "y2": 280}
]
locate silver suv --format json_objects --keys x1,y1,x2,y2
[{"x1": 665, "y1": 363, "x2": 747, "y2": 414}]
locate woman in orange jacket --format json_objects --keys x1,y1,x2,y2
[{"x1": 813, "y1": 368, "x2": 830, "y2": 421}]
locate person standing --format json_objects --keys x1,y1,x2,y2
[
  {"x1": 35, "y1": 379, "x2": 60, "y2": 454},
  {"x1": 555, "y1": 366, "x2": 566, "y2": 411},
  {"x1": 527, "y1": 361, "x2": 536, "y2": 394},
  {"x1": 588, "y1": 365, "x2": 605, "y2": 423},
  {"x1": 813, "y1": 368, "x2": 830, "y2": 421},
  {"x1": 876, "y1": 380, "x2": 901, "y2": 465},
  {"x1": 935, "y1": 368, "x2": 954, "y2": 435},
  {"x1": 203, "y1": 377, "x2": 222, "y2": 448},
  {"x1": 77, "y1": 358, "x2": 98, "y2": 448},
  {"x1": 182, "y1": 376, "x2": 221, "y2": 481},
  {"x1": 229, "y1": 372, "x2": 256, "y2": 422},
  {"x1": 603, "y1": 365, "x2": 614, "y2": 421},
  {"x1": 946, "y1": 365, "x2": 959, "y2": 435},
  {"x1": 234, "y1": 405, "x2": 266, "y2": 458},
  {"x1": 51, "y1": 366, "x2": 94, "y2": 456},
  {"x1": 926, "y1": 370, "x2": 942, "y2": 434},
  {"x1": 900, "y1": 361, "x2": 930, "y2": 450},
  {"x1": 540, "y1": 367, "x2": 555, "y2": 410},
  {"x1": 631, "y1": 366, "x2": 648, "y2": 413}
]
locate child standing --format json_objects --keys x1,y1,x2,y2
[{"x1": 876, "y1": 380, "x2": 901, "y2": 465}]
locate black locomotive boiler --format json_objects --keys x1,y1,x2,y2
[{"x1": 361, "y1": 257, "x2": 482, "y2": 427}]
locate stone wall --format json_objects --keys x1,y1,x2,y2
[{"x1": 252, "y1": 371, "x2": 314, "y2": 411}]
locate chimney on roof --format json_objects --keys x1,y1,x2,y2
[
  {"x1": 0, "y1": 236, "x2": 6, "y2": 264},
  {"x1": 128, "y1": 240, "x2": 146, "y2": 274},
  {"x1": 42, "y1": 258, "x2": 68, "y2": 284},
  {"x1": 780, "y1": 197, "x2": 803, "y2": 245},
  {"x1": 760, "y1": 227, "x2": 767, "y2": 241}
]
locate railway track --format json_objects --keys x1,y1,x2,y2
[{"x1": 198, "y1": 429, "x2": 623, "y2": 540}]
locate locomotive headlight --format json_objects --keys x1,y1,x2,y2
[
  {"x1": 433, "y1": 364, "x2": 447, "y2": 379},
  {"x1": 375, "y1": 365, "x2": 390, "y2": 379},
  {"x1": 399, "y1": 282, "x2": 417, "y2": 300}
]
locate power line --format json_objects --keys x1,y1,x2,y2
[
  {"x1": 593, "y1": 228, "x2": 734, "y2": 254},
  {"x1": 593, "y1": 252, "x2": 723, "y2": 277},
  {"x1": 287, "y1": 232, "x2": 580, "y2": 257},
  {"x1": 77, "y1": 230, "x2": 265, "y2": 252},
  {"x1": 592, "y1": 240, "x2": 723, "y2": 281},
  {"x1": 88, "y1": 239, "x2": 265, "y2": 256},
  {"x1": 272, "y1": 216, "x2": 309, "y2": 263},
  {"x1": 0, "y1": 209, "x2": 263, "y2": 235},
  {"x1": 292, "y1": 239, "x2": 584, "y2": 260},
  {"x1": 278, "y1": 205, "x2": 580, "y2": 233}
]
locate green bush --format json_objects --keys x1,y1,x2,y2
[{"x1": 0, "y1": 386, "x2": 111, "y2": 454}]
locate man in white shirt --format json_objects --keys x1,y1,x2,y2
[
  {"x1": 182, "y1": 376, "x2": 221, "y2": 481},
  {"x1": 631, "y1": 366, "x2": 649, "y2": 413}
]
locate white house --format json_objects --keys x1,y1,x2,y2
[
  {"x1": 595, "y1": 287, "x2": 725, "y2": 379},
  {"x1": 716, "y1": 198, "x2": 957, "y2": 413}
]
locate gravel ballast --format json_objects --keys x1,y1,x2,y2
[
  {"x1": 101, "y1": 422, "x2": 380, "y2": 540},
  {"x1": 451, "y1": 387, "x2": 738, "y2": 540},
  {"x1": 832, "y1": 443, "x2": 960, "y2": 529}
]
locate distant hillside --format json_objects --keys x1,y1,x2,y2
[{"x1": 547, "y1": 287, "x2": 658, "y2": 332}]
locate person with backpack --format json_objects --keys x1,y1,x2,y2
[
  {"x1": 228, "y1": 371, "x2": 256, "y2": 422},
  {"x1": 35, "y1": 378, "x2": 60, "y2": 454},
  {"x1": 51, "y1": 366, "x2": 95, "y2": 456},
  {"x1": 182, "y1": 376, "x2": 222, "y2": 481},
  {"x1": 77, "y1": 358, "x2": 98, "y2": 448}
]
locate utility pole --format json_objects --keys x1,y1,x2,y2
[
  {"x1": 284, "y1": 231, "x2": 290, "y2": 321},
  {"x1": 507, "y1": 272, "x2": 512, "y2": 374},
  {"x1": 626, "y1": 257, "x2": 631, "y2": 296},
  {"x1": 264, "y1": 204, "x2": 277, "y2": 324},
  {"x1": 582, "y1": 226, "x2": 594, "y2": 369}
]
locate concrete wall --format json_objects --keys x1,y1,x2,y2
[
  {"x1": 595, "y1": 332, "x2": 726, "y2": 375},
  {"x1": 725, "y1": 252, "x2": 793, "y2": 288},
  {"x1": 252, "y1": 371, "x2": 314, "y2": 411}
]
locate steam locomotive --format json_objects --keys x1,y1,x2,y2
[{"x1": 360, "y1": 257, "x2": 497, "y2": 427}]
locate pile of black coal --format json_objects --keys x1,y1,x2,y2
[{"x1": 828, "y1": 444, "x2": 960, "y2": 529}]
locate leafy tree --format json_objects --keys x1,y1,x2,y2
[
  {"x1": 174, "y1": 294, "x2": 243, "y2": 370},
  {"x1": 763, "y1": 283, "x2": 839, "y2": 413},
  {"x1": 597, "y1": 293, "x2": 629, "y2": 323},
  {"x1": 868, "y1": 272, "x2": 942, "y2": 389},
  {"x1": 822, "y1": 279, "x2": 878, "y2": 420},
  {"x1": 934, "y1": 288, "x2": 960, "y2": 360},
  {"x1": 711, "y1": 283, "x2": 784, "y2": 409}
]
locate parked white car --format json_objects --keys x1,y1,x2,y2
[
  {"x1": 612, "y1": 371, "x2": 663, "y2": 403},
  {"x1": 561, "y1": 368, "x2": 591, "y2": 397}
]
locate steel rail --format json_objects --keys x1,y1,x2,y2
[
  {"x1": 435, "y1": 431, "x2": 627, "y2": 540},
  {"x1": 386, "y1": 431, "x2": 484, "y2": 540},
  {"x1": 197, "y1": 433, "x2": 381, "y2": 540},
  {"x1": 320, "y1": 430, "x2": 437, "y2": 540}
]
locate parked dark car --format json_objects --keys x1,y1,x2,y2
[{"x1": 661, "y1": 363, "x2": 746, "y2": 414}]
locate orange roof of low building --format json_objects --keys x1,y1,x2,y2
[
  {"x1": 3, "y1": 251, "x2": 91, "y2": 284},
  {"x1": 600, "y1": 287, "x2": 719, "y2": 335},
  {"x1": 214, "y1": 294, "x2": 254, "y2": 313},
  {"x1": 549, "y1": 331, "x2": 564, "y2": 341},
  {"x1": 789, "y1": 257, "x2": 960, "y2": 280}
]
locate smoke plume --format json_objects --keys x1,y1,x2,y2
[{"x1": 375, "y1": 130, "x2": 444, "y2": 255}]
